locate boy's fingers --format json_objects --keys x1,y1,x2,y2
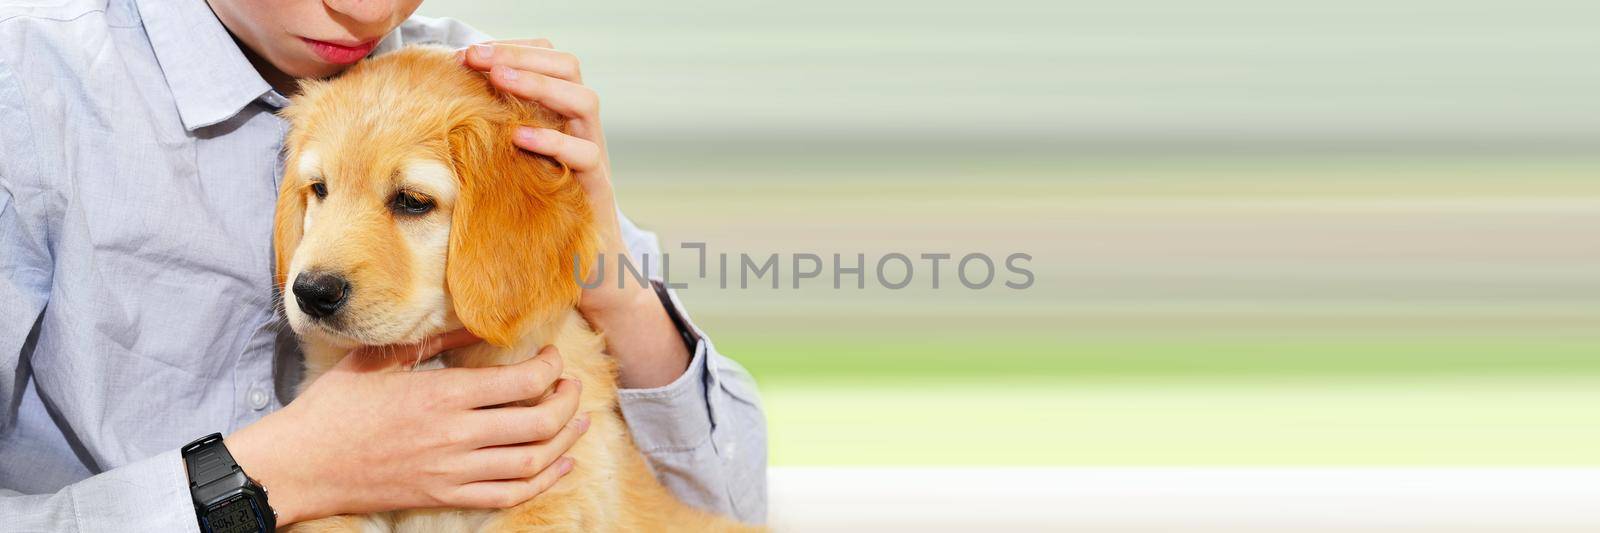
[
  {"x1": 346, "y1": 329, "x2": 482, "y2": 367},
  {"x1": 513, "y1": 128, "x2": 601, "y2": 172},
  {"x1": 450, "y1": 455, "x2": 575, "y2": 509},
  {"x1": 462, "y1": 43, "x2": 581, "y2": 82},
  {"x1": 458, "y1": 413, "x2": 589, "y2": 480},
  {"x1": 439, "y1": 345, "x2": 564, "y2": 408},
  {"x1": 469, "y1": 378, "x2": 584, "y2": 446},
  {"x1": 487, "y1": 66, "x2": 599, "y2": 121}
]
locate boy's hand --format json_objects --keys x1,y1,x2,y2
[
  {"x1": 461, "y1": 40, "x2": 692, "y2": 389},
  {"x1": 228, "y1": 333, "x2": 587, "y2": 525}
]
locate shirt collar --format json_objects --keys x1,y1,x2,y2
[{"x1": 135, "y1": 0, "x2": 274, "y2": 131}]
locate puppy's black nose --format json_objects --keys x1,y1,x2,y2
[{"x1": 292, "y1": 271, "x2": 350, "y2": 319}]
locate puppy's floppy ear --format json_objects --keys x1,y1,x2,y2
[
  {"x1": 446, "y1": 113, "x2": 597, "y2": 346},
  {"x1": 271, "y1": 81, "x2": 328, "y2": 297},
  {"x1": 272, "y1": 162, "x2": 307, "y2": 299}
]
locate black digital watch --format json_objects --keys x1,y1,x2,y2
[{"x1": 182, "y1": 433, "x2": 276, "y2": 533}]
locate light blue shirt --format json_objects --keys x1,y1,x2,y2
[{"x1": 0, "y1": 0, "x2": 767, "y2": 530}]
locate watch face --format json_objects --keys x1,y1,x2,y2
[{"x1": 204, "y1": 497, "x2": 261, "y2": 533}]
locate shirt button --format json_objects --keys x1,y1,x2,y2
[{"x1": 248, "y1": 387, "x2": 271, "y2": 410}]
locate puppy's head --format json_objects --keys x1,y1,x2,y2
[{"x1": 274, "y1": 46, "x2": 595, "y2": 348}]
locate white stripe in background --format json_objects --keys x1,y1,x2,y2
[{"x1": 769, "y1": 467, "x2": 1600, "y2": 532}]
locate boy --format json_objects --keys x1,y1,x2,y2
[{"x1": 0, "y1": 0, "x2": 765, "y2": 529}]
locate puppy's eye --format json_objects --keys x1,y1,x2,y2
[
  {"x1": 309, "y1": 181, "x2": 328, "y2": 199},
  {"x1": 392, "y1": 190, "x2": 435, "y2": 215}
]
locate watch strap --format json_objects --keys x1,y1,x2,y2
[{"x1": 181, "y1": 433, "x2": 239, "y2": 489}]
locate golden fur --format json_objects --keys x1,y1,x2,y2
[{"x1": 272, "y1": 46, "x2": 757, "y2": 533}]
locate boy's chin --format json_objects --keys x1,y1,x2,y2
[{"x1": 275, "y1": 54, "x2": 356, "y2": 81}]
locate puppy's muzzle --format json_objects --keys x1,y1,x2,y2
[{"x1": 293, "y1": 271, "x2": 350, "y2": 319}]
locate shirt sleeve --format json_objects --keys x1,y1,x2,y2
[
  {"x1": 0, "y1": 451, "x2": 201, "y2": 533},
  {"x1": 613, "y1": 211, "x2": 770, "y2": 524},
  {"x1": 0, "y1": 58, "x2": 200, "y2": 533}
]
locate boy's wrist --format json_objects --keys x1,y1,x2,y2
[
  {"x1": 226, "y1": 408, "x2": 316, "y2": 525},
  {"x1": 587, "y1": 283, "x2": 693, "y2": 389}
]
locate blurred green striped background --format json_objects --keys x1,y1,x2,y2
[{"x1": 421, "y1": 0, "x2": 1600, "y2": 465}]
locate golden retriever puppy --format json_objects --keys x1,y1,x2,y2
[{"x1": 272, "y1": 46, "x2": 755, "y2": 533}]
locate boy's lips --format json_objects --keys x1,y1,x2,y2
[{"x1": 301, "y1": 37, "x2": 378, "y2": 65}]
